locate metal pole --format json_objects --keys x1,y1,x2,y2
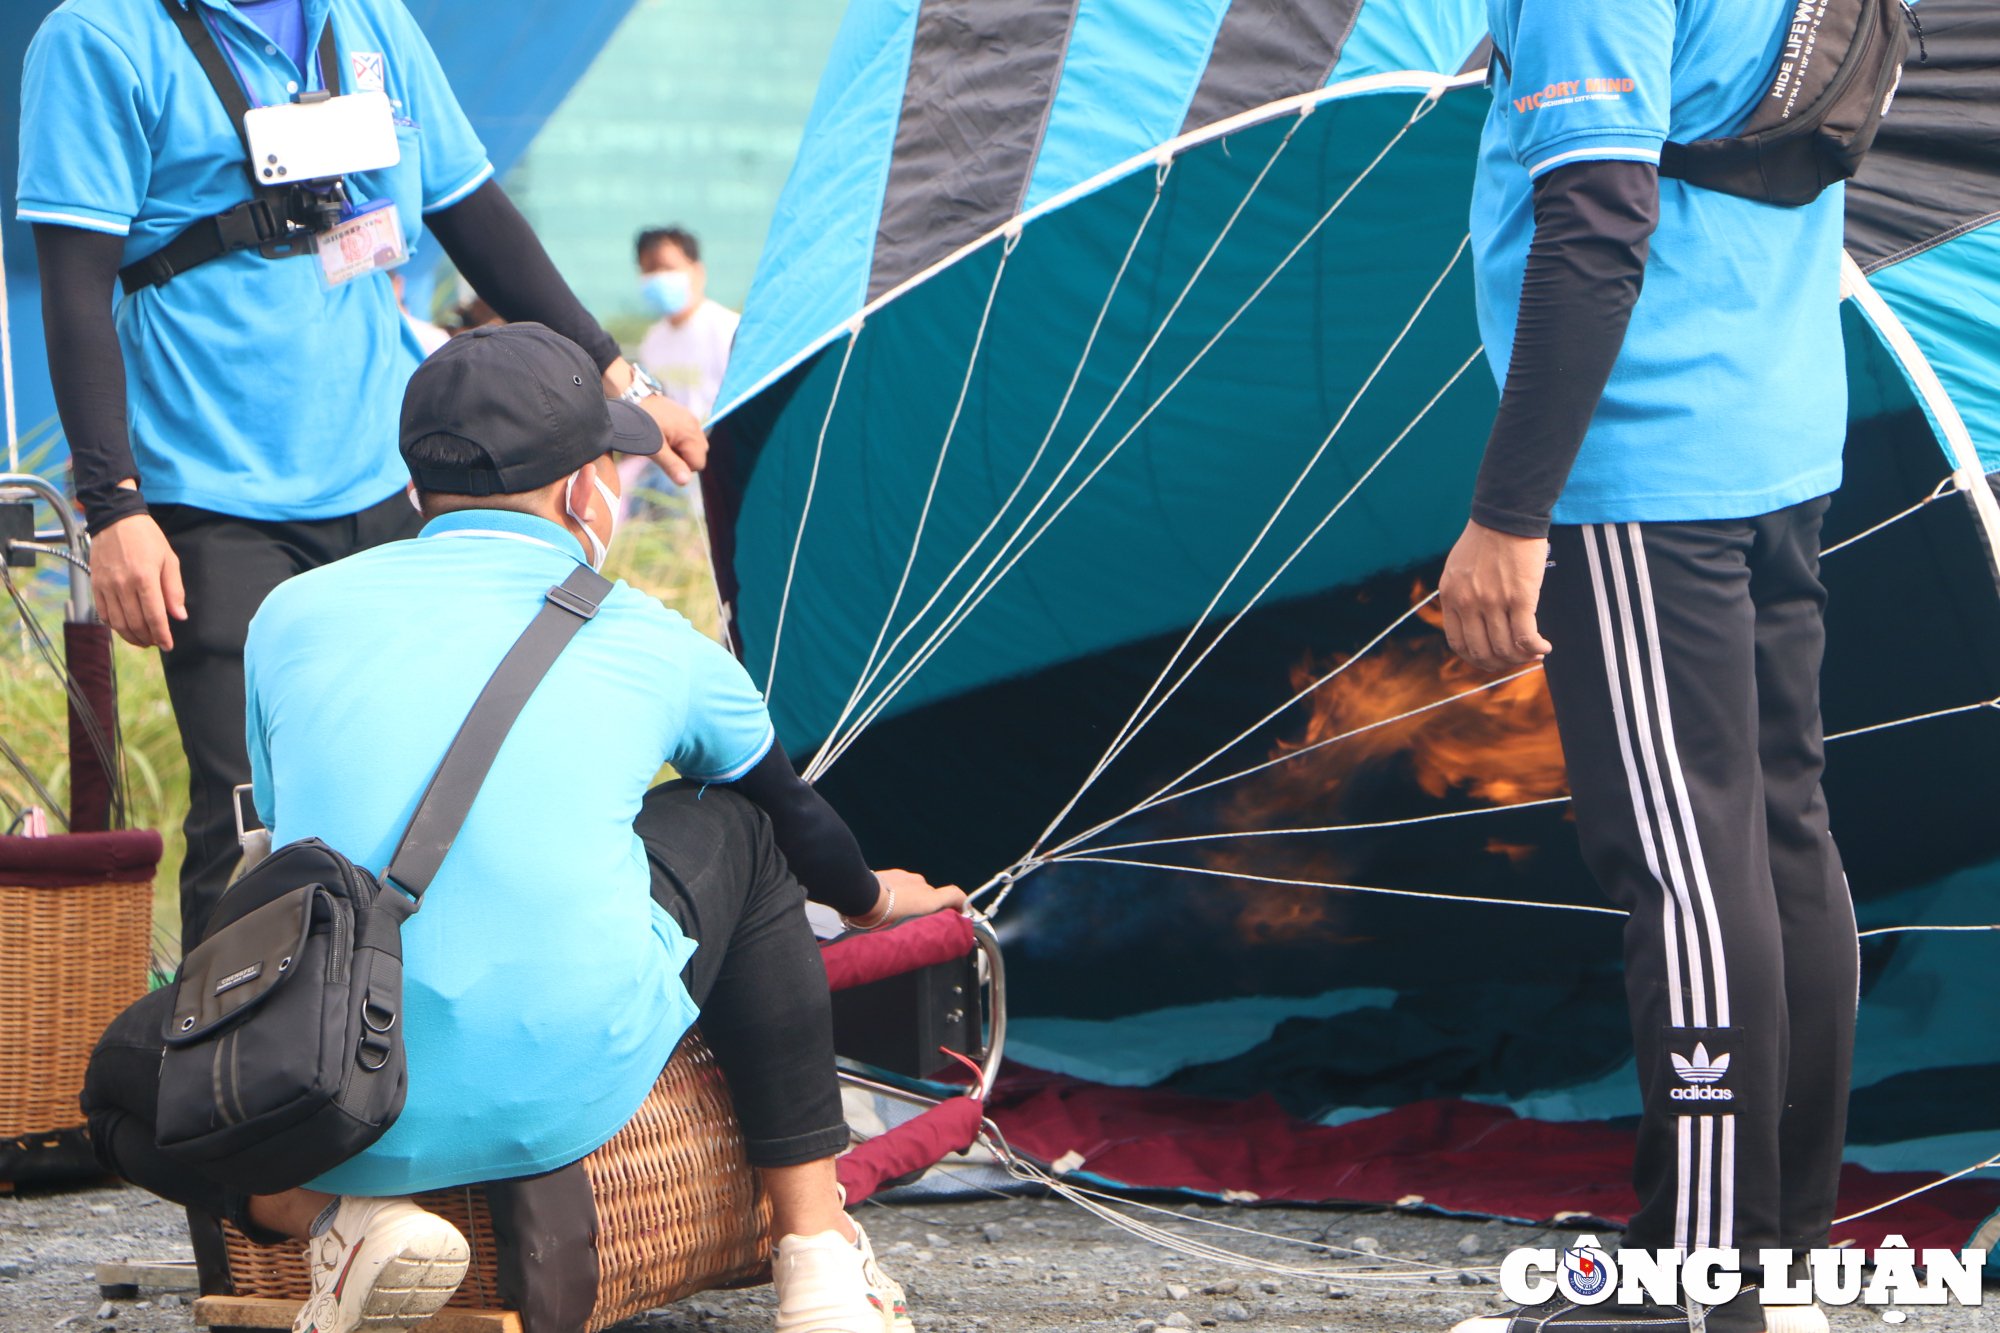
[{"x1": 0, "y1": 472, "x2": 90, "y2": 621}]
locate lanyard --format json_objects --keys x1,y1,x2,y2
[{"x1": 200, "y1": 4, "x2": 328, "y2": 110}]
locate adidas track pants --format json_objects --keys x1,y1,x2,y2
[{"x1": 1537, "y1": 496, "x2": 1857, "y2": 1263}]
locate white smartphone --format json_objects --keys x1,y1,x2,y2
[{"x1": 243, "y1": 89, "x2": 400, "y2": 185}]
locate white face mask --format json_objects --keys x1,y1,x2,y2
[{"x1": 563, "y1": 468, "x2": 621, "y2": 569}]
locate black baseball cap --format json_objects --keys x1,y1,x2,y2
[{"x1": 399, "y1": 322, "x2": 658, "y2": 496}]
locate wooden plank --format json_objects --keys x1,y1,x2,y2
[
  {"x1": 192, "y1": 1296, "x2": 522, "y2": 1332},
  {"x1": 95, "y1": 1259, "x2": 201, "y2": 1293}
]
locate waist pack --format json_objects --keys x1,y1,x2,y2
[
  {"x1": 152, "y1": 565, "x2": 611, "y2": 1194},
  {"x1": 1659, "y1": 0, "x2": 1919, "y2": 206}
]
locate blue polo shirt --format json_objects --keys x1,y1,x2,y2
[
  {"x1": 17, "y1": 0, "x2": 494, "y2": 520},
  {"x1": 1469, "y1": 0, "x2": 1848, "y2": 525},
  {"x1": 243, "y1": 511, "x2": 776, "y2": 1194}
]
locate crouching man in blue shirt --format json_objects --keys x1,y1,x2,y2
[{"x1": 80, "y1": 324, "x2": 964, "y2": 1333}]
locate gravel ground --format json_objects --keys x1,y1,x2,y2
[{"x1": 3, "y1": 1183, "x2": 1994, "y2": 1332}]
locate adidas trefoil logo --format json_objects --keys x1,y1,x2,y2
[{"x1": 1669, "y1": 1042, "x2": 1734, "y2": 1101}]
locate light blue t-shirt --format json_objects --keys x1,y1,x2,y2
[
  {"x1": 17, "y1": 0, "x2": 495, "y2": 520},
  {"x1": 243, "y1": 511, "x2": 776, "y2": 1194},
  {"x1": 1469, "y1": 0, "x2": 1848, "y2": 525}
]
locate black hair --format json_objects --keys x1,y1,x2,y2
[
  {"x1": 401, "y1": 432, "x2": 500, "y2": 505},
  {"x1": 635, "y1": 225, "x2": 701, "y2": 265}
]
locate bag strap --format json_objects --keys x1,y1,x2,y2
[{"x1": 379, "y1": 564, "x2": 613, "y2": 909}]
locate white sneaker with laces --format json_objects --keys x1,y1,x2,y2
[
  {"x1": 289, "y1": 1196, "x2": 470, "y2": 1333},
  {"x1": 773, "y1": 1222, "x2": 914, "y2": 1333}
]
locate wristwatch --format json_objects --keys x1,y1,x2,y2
[{"x1": 619, "y1": 363, "x2": 666, "y2": 407}]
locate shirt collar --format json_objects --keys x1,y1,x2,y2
[{"x1": 419, "y1": 509, "x2": 589, "y2": 564}]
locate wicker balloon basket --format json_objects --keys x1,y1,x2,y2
[
  {"x1": 0, "y1": 831, "x2": 161, "y2": 1186},
  {"x1": 195, "y1": 1030, "x2": 772, "y2": 1332}
]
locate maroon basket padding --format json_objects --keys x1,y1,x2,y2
[
  {"x1": 987, "y1": 1067, "x2": 2000, "y2": 1253},
  {"x1": 837, "y1": 1095, "x2": 986, "y2": 1206},
  {"x1": 0, "y1": 830, "x2": 162, "y2": 886},
  {"x1": 63, "y1": 620, "x2": 118, "y2": 834},
  {"x1": 821, "y1": 910, "x2": 976, "y2": 993}
]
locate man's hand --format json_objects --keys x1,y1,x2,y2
[
  {"x1": 1438, "y1": 519, "x2": 1552, "y2": 673},
  {"x1": 603, "y1": 357, "x2": 708, "y2": 486},
  {"x1": 91, "y1": 510, "x2": 187, "y2": 651},
  {"x1": 638, "y1": 394, "x2": 708, "y2": 487},
  {"x1": 865, "y1": 867, "x2": 970, "y2": 924}
]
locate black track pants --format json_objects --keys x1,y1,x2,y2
[
  {"x1": 1538, "y1": 497, "x2": 1857, "y2": 1261},
  {"x1": 153, "y1": 492, "x2": 421, "y2": 951}
]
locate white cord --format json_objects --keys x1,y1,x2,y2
[
  {"x1": 1054, "y1": 855, "x2": 1626, "y2": 917},
  {"x1": 811, "y1": 97, "x2": 1442, "y2": 781},
  {"x1": 809, "y1": 237, "x2": 1019, "y2": 776},
  {"x1": 806, "y1": 169, "x2": 1173, "y2": 782},
  {"x1": 1832, "y1": 1150, "x2": 2000, "y2": 1226},
  {"x1": 808, "y1": 119, "x2": 1309, "y2": 778},
  {"x1": 1825, "y1": 696, "x2": 2000, "y2": 742},
  {"x1": 1818, "y1": 476, "x2": 1954, "y2": 558},
  {"x1": 1030, "y1": 243, "x2": 1475, "y2": 853},
  {"x1": 1074, "y1": 795, "x2": 1574, "y2": 858},
  {"x1": 763, "y1": 327, "x2": 860, "y2": 700}
]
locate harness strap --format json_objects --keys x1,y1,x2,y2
[{"x1": 119, "y1": 0, "x2": 341, "y2": 293}]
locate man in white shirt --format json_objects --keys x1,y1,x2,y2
[
  {"x1": 636, "y1": 225, "x2": 738, "y2": 419},
  {"x1": 629, "y1": 226, "x2": 739, "y2": 512}
]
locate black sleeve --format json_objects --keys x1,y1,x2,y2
[
  {"x1": 1470, "y1": 159, "x2": 1660, "y2": 539},
  {"x1": 34, "y1": 225, "x2": 148, "y2": 534},
  {"x1": 724, "y1": 740, "x2": 881, "y2": 918},
  {"x1": 425, "y1": 180, "x2": 622, "y2": 373}
]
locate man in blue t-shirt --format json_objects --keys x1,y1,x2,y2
[
  {"x1": 81, "y1": 325, "x2": 966, "y2": 1333},
  {"x1": 19, "y1": 0, "x2": 707, "y2": 953},
  {"x1": 1445, "y1": 2, "x2": 1857, "y2": 1331}
]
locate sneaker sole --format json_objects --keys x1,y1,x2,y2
[{"x1": 356, "y1": 1238, "x2": 471, "y2": 1328}]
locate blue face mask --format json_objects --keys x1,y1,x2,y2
[{"x1": 640, "y1": 269, "x2": 693, "y2": 318}]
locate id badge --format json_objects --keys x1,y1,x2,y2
[{"x1": 316, "y1": 199, "x2": 407, "y2": 289}]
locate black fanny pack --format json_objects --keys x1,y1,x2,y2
[
  {"x1": 1659, "y1": 0, "x2": 1918, "y2": 206},
  {"x1": 151, "y1": 565, "x2": 611, "y2": 1194}
]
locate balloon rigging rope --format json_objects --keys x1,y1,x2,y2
[
  {"x1": 802, "y1": 236, "x2": 1019, "y2": 779},
  {"x1": 973, "y1": 675, "x2": 2000, "y2": 917},
  {"x1": 1073, "y1": 795, "x2": 1575, "y2": 856},
  {"x1": 763, "y1": 329, "x2": 859, "y2": 699},
  {"x1": 808, "y1": 93, "x2": 1445, "y2": 780},
  {"x1": 804, "y1": 165, "x2": 1174, "y2": 782},
  {"x1": 1030, "y1": 239, "x2": 1477, "y2": 854},
  {"x1": 980, "y1": 1118, "x2": 2000, "y2": 1274},
  {"x1": 807, "y1": 114, "x2": 1312, "y2": 778},
  {"x1": 1818, "y1": 476, "x2": 1954, "y2": 558}
]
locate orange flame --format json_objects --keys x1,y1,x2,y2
[{"x1": 1209, "y1": 581, "x2": 1568, "y2": 944}]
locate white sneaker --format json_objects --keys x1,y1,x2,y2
[
  {"x1": 773, "y1": 1222, "x2": 914, "y2": 1333},
  {"x1": 290, "y1": 1196, "x2": 470, "y2": 1333}
]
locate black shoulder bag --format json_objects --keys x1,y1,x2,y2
[
  {"x1": 151, "y1": 565, "x2": 612, "y2": 1194},
  {"x1": 1658, "y1": 0, "x2": 1918, "y2": 207}
]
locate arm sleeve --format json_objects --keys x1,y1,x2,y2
[
  {"x1": 34, "y1": 226, "x2": 148, "y2": 533},
  {"x1": 725, "y1": 740, "x2": 880, "y2": 917},
  {"x1": 1470, "y1": 160, "x2": 1659, "y2": 538},
  {"x1": 426, "y1": 181, "x2": 622, "y2": 372}
]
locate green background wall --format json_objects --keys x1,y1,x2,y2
[{"x1": 492, "y1": 0, "x2": 847, "y2": 345}]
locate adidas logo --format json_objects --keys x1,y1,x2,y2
[
  {"x1": 1671, "y1": 1043, "x2": 1729, "y2": 1084},
  {"x1": 1669, "y1": 1043, "x2": 1734, "y2": 1101}
]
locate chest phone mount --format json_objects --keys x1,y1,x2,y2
[{"x1": 119, "y1": 0, "x2": 392, "y2": 292}]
